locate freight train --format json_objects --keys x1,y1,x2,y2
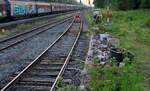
[{"x1": 0, "y1": 0, "x2": 83, "y2": 22}]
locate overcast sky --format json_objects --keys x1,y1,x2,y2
[{"x1": 77, "y1": 0, "x2": 94, "y2": 6}]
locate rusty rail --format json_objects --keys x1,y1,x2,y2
[
  {"x1": 50, "y1": 21, "x2": 83, "y2": 91},
  {"x1": 0, "y1": 19, "x2": 75, "y2": 91}
]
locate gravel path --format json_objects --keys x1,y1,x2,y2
[{"x1": 0, "y1": 20, "x2": 72, "y2": 88}]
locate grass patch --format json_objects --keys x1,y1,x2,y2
[
  {"x1": 87, "y1": 57, "x2": 147, "y2": 91},
  {"x1": 85, "y1": 9, "x2": 150, "y2": 90},
  {"x1": 108, "y1": 10, "x2": 150, "y2": 84},
  {"x1": 85, "y1": 11, "x2": 94, "y2": 25},
  {"x1": 107, "y1": 9, "x2": 150, "y2": 90}
]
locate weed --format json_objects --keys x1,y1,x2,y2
[
  {"x1": 85, "y1": 9, "x2": 149, "y2": 90},
  {"x1": 60, "y1": 85, "x2": 81, "y2": 91}
]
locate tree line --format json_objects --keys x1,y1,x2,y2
[{"x1": 93, "y1": 0, "x2": 150, "y2": 10}]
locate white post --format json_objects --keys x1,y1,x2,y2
[{"x1": 107, "y1": 6, "x2": 110, "y2": 23}]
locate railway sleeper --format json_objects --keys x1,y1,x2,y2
[
  {"x1": 39, "y1": 60, "x2": 65, "y2": 65},
  {"x1": 40, "y1": 58, "x2": 66, "y2": 60},
  {"x1": 17, "y1": 79, "x2": 71, "y2": 86},
  {"x1": 12, "y1": 79, "x2": 72, "y2": 91},
  {"x1": 33, "y1": 66, "x2": 62, "y2": 70},
  {"x1": 14, "y1": 70, "x2": 60, "y2": 76},
  {"x1": 46, "y1": 55, "x2": 69, "y2": 59},
  {"x1": 16, "y1": 81, "x2": 52, "y2": 86},
  {"x1": 27, "y1": 71, "x2": 60, "y2": 76},
  {"x1": 36, "y1": 63, "x2": 63, "y2": 68},
  {"x1": 20, "y1": 77, "x2": 56, "y2": 83},
  {"x1": 12, "y1": 85, "x2": 51, "y2": 91}
]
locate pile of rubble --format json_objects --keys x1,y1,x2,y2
[
  {"x1": 81, "y1": 32, "x2": 134, "y2": 90},
  {"x1": 86, "y1": 33, "x2": 119, "y2": 65},
  {"x1": 86, "y1": 32, "x2": 134, "y2": 67}
]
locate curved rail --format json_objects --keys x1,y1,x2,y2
[
  {"x1": 0, "y1": 19, "x2": 75, "y2": 91},
  {"x1": 50, "y1": 21, "x2": 83, "y2": 91}
]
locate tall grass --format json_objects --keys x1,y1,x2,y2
[
  {"x1": 85, "y1": 9, "x2": 149, "y2": 90},
  {"x1": 87, "y1": 57, "x2": 146, "y2": 91},
  {"x1": 109, "y1": 10, "x2": 150, "y2": 89}
]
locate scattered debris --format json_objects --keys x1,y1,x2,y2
[
  {"x1": 86, "y1": 31, "x2": 134, "y2": 67},
  {"x1": 110, "y1": 48, "x2": 124, "y2": 66}
]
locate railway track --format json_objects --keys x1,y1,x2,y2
[
  {"x1": 1, "y1": 19, "x2": 83, "y2": 91},
  {"x1": 0, "y1": 15, "x2": 75, "y2": 51},
  {"x1": 0, "y1": 11, "x2": 75, "y2": 28}
]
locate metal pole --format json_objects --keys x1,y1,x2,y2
[
  {"x1": 35, "y1": 0, "x2": 38, "y2": 15},
  {"x1": 88, "y1": 0, "x2": 90, "y2": 5}
]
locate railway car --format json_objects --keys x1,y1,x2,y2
[
  {"x1": 0, "y1": 1, "x2": 5, "y2": 17},
  {"x1": 36, "y1": 2, "x2": 51, "y2": 15},
  {"x1": 0, "y1": 0, "x2": 84, "y2": 23},
  {"x1": 10, "y1": 0, "x2": 27, "y2": 16},
  {"x1": 9, "y1": 0, "x2": 51, "y2": 18},
  {"x1": 0, "y1": 0, "x2": 38, "y2": 21},
  {"x1": 0, "y1": 1, "x2": 5, "y2": 19},
  {"x1": 51, "y1": 3, "x2": 64, "y2": 13},
  {"x1": 0, "y1": 0, "x2": 10, "y2": 21}
]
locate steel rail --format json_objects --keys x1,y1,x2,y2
[
  {"x1": 50, "y1": 22, "x2": 83, "y2": 91},
  {"x1": 0, "y1": 11, "x2": 76, "y2": 28},
  {"x1": 0, "y1": 17, "x2": 73, "y2": 51},
  {"x1": 0, "y1": 16, "x2": 73, "y2": 43},
  {"x1": 0, "y1": 19, "x2": 75, "y2": 91}
]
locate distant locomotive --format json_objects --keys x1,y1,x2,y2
[{"x1": 0, "y1": 0, "x2": 83, "y2": 22}]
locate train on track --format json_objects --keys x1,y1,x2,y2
[{"x1": 0, "y1": 0, "x2": 84, "y2": 22}]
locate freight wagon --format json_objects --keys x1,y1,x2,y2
[{"x1": 0, "y1": 0, "x2": 83, "y2": 22}]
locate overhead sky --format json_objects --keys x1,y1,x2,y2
[{"x1": 77, "y1": 0, "x2": 94, "y2": 6}]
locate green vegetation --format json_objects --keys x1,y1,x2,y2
[
  {"x1": 93, "y1": 0, "x2": 150, "y2": 10},
  {"x1": 109, "y1": 10, "x2": 150, "y2": 89},
  {"x1": 87, "y1": 57, "x2": 147, "y2": 91},
  {"x1": 84, "y1": 11, "x2": 95, "y2": 34},
  {"x1": 59, "y1": 85, "x2": 81, "y2": 91},
  {"x1": 57, "y1": 77, "x2": 81, "y2": 91},
  {"x1": 85, "y1": 9, "x2": 150, "y2": 91}
]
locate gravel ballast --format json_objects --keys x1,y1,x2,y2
[{"x1": 0, "y1": 20, "x2": 72, "y2": 88}]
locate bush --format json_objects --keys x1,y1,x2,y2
[{"x1": 142, "y1": 19, "x2": 150, "y2": 27}]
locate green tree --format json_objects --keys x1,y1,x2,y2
[
  {"x1": 93, "y1": 0, "x2": 150, "y2": 10},
  {"x1": 93, "y1": 0, "x2": 105, "y2": 8},
  {"x1": 133, "y1": 0, "x2": 141, "y2": 9},
  {"x1": 117, "y1": 0, "x2": 135, "y2": 10},
  {"x1": 140, "y1": 0, "x2": 150, "y2": 8}
]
